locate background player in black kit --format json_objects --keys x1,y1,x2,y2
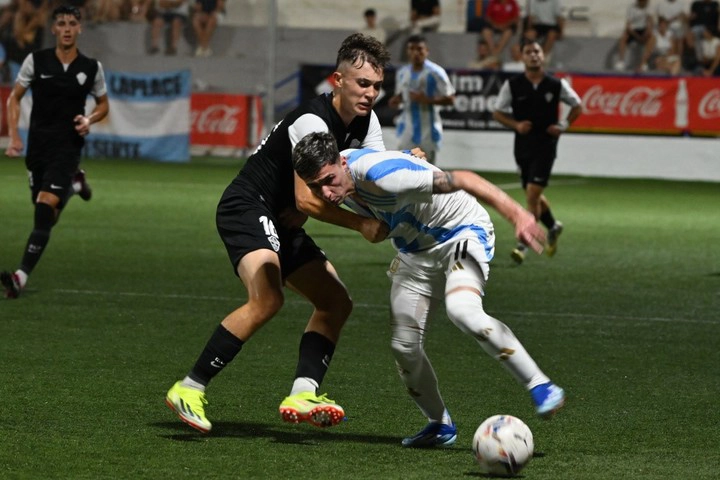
[
  {"x1": 493, "y1": 39, "x2": 582, "y2": 265},
  {"x1": 1, "y1": 5, "x2": 109, "y2": 299},
  {"x1": 165, "y1": 33, "x2": 391, "y2": 433}
]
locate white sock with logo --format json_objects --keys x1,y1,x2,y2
[{"x1": 290, "y1": 377, "x2": 318, "y2": 395}]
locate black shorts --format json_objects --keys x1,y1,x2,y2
[
  {"x1": 26, "y1": 153, "x2": 80, "y2": 207},
  {"x1": 216, "y1": 184, "x2": 326, "y2": 279},
  {"x1": 533, "y1": 24, "x2": 561, "y2": 39},
  {"x1": 516, "y1": 154, "x2": 556, "y2": 188}
]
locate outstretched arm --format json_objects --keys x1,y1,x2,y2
[{"x1": 432, "y1": 170, "x2": 545, "y2": 253}]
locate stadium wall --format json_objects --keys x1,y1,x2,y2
[{"x1": 381, "y1": 128, "x2": 720, "y2": 183}]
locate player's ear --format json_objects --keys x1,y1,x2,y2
[{"x1": 332, "y1": 71, "x2": 343, "y2": 88}]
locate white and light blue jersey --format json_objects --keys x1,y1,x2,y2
[
  {"x1": 341, "y1": 148, "x2": 495, "y2": 259},
  {"x1": 394, "y1": 59, "x2": 455, "y2": 153}
]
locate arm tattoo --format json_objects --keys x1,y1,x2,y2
[{"x1": 432, "y1": 171, "x2": 456, "y2": 193}]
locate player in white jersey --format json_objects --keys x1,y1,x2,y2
[
  {"x1": 293, "y1": 132, "x2": 566, "y2": 448},
  {"x1": 389, "y1": 34, "x2": 455, "y2": 164}
]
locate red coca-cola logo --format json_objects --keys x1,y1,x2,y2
[
  {"x1": 191, "y1": 104, "x2": 241, "y2": 134},
  {"x1": 698, "y1": 89, "x2": 720, "y2": 119},
  {"x1": 582, "y1": 85, "x2": 664, "y2": 117}
]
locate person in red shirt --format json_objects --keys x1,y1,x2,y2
[{"x1": 482, "y1": 0, "x2": 521, "y2": 57}]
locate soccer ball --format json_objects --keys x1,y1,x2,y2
[{"x1": 472, "y1": 415, "x2": 534, "y2": 477}]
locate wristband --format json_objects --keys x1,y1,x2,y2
[{"x1": 557, "y1": 120, "x2": 569, "y2": 131}]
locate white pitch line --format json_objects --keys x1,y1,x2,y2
[{"x1": 53, "y1": 288, "x2": 717, "y2": 326}]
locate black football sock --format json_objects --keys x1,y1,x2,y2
[
  {"x1": 19, "y1": 203, "x2": 55, "y2": 275},
  {"x1": 188, "y1": 324, "x2": 244, "y2": 385},
  {"x1": 294, "y1": 331, "x2": 336, "y2": 386},
  {"x1": 540, "y1": 209, "x2": 556, "y2": 230}
]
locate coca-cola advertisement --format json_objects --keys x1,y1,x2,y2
[
  {"x1": 688, "y1": 78, "x2": 720, "y2": 135},
  {"x1": 569, "y1": 75, "x2": 679, "y2": 134},
  {"x1": 191, "y1": 93, "x2": 249, "y2": 147}
]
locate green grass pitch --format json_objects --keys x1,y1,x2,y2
[{"x1": 1, "y1": 156, "x2": 719, "y2": 479}]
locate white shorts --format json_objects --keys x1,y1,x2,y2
[{"x1": 386, "y1": 230, "x2": 493, "y2": 300}]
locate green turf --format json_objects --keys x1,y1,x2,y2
[{"x1": 1, "y1": 157, "x2": 718, "y2": 479}]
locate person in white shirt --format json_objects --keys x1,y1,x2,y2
[
  {"x1": 655, "y1": 0, "x2": 688, "y2": 56},
  {"x1": 292, "y1": 131, "x2": 566, "y2": 449},
  {"x1": 638, "y1": 16, "x2": 682, "y2": 74},
  {"x1": 526, "y1": 0, "x2": 565, "y2": 60},
  {"x1": 388, "y1": 34, "x2": 455, "y2": 164},
  {"x1": 358, "y1": 7, "x2": 387, "y2": 44},
  {"x1": 615, "y1": 0, "x2": 654, "y2": 71}
]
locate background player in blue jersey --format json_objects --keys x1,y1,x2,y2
[
  {"x1": 388, "y1": 34, "x2": 455, "y2": 164},
  {"x1": 293, "y1": 132, "x2": 566, "y2": 448},
  {"x1": 165, "y1": 34, "x2": 393, "y2": 433},
  {"x1": 2, "y1": 5, "x2": 108, "y2": 299}
]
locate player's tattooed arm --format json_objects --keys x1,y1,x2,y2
[{"x1": 432, "y1": 171, "x2": 459, "y2": 194}]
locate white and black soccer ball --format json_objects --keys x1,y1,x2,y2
[{"x1": 472, "y1": 414, "x2": 534, "y2": 477}]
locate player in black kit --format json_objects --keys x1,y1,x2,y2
[
  {"x1": 165, "y1": 33, "x2": 392, "y2": 433},
  {"x1": 2, "y1": 5, "x2": 109, "y2": 299},
  {"x1": 493, "y1": 39, "x2": 582, "y2": 265}
]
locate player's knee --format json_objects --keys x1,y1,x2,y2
[
  {"x1": 390, "y1": 324, "x2": 424, "y2": 363},
  {"x1": 249, "y1": 289, "x2": 284, "y2": 321},
  {"x1": 445, "y1": 290, "x2": 495, "y2": 338}
]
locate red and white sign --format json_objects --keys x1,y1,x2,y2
[
  {"x1": 688, "y1": 78, "x2": 720, "y2": 135},
  {"x1": 191, "y1": 93, "x2": 250, "y2": 147},
  {"x1": 565, "y1": 75, "x2": 720, "y2": 136},
  {"x1": 570, "y1": 76, "x2": 678, "y2": 134}
]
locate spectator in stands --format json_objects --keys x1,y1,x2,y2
[
  {"x1": 655, "y1": 0, "x2": 687, "y2": 56},
  {"x1": 192, "y1": 0, "x2": 224, "y2": 57},
  {"x1": 638, "y1": 16, "x2": 682, "y2": 74},
  {"x1": 525, "y1": 0, "x2": 565, "y2": 63},
  {"x1": 502, "y1": 42, "x2": 526, "y2": 71},
  {"x1": 483, "y1": 0, "x2": 521, "y2": 57},
  {"x1": 127, "y1": 0, "x2": 152, "y2": 22},
  {"x1": 149, "y1": 0, "x2": 189, "y2": 55},
  {"x1": 467, "y1": 38, "x2": 501, "y2": 70},
  {"x1": 614, "y1": 0, "x2": 654, "y2": 71},
  {"x1": 3, "y1": 0, "x2": 48, "y2": 66},
  {"x1": 389, "y1": 34, "x2": 455, "y2": 164},
  {"x1": 686, "y1": 0, "x2": 719, "y2": 63},
  {"x1": 466, "y1": 0, "x2": 489, "y2": 33},
  {"x1": 92, "y1": 0, "x2": 123, "y2": 22},
  {"x1": 694, "y1": 24, "x2": 720, "y2": 75},
  {"x1": 410, "y1": 0, "x2": 441, "y2": 33},
  {"x1": 358, "y1": 7, "x2": 387, "y2": 44}
]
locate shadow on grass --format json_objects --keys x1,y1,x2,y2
[
  {"x1": 462, "y1": 451, "x2": 545, "y2": 478},
  {"x1": 153, "y1": 420, "x2": 469, "y2": 452}
]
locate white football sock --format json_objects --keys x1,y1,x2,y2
[{"x1": 290, "y1": 377, "x2": 318, "y2": 395}]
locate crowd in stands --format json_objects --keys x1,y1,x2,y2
[
  {"x1": 461, "y1": 0, "x2": 720, "y2": 76},
  {"x1": 613, "y1": 0, "x2": 720, "y2": 76},
  {"x1": 0, "y1": 0, "x2": 225, "y2": 76},
  {"x1": 0, "y1": 1, "x2": 718, "y2": 78}
]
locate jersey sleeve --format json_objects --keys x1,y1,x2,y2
[
  {"x1": 435, "y1": 66, "x2": 456, "y2": 97},
  {"x1": 288, "y1": 113, "x2": 330, "y2": 148},
  {"x1": 360, "y1": 111, "x2": 386, "y2": 151},
  {"x1": 92, "y1": 61, "x2": 108, "y2": 98},
  {"x1": 16, "y1": 54, "x2": 34, "y2": 88},
  {"x1": 559, "y1": 78, "x2": 582, "y2": 107},
  {"x1": 494, "y1": 80, "x2": 512, "y2": 113}
]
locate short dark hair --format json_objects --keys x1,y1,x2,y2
[
  {"x1": 52, "y1": 5, "x2": 82, "y2": 21},
  {"x1": 292, "y1": 132, "x2": 341, "y2": 181},
  {"x1": 364, "y1": 8, "x2": 376, "y2": 17},
  {"x1": 406, "y1": 34, "x2": 427, "y2": 46},
  {"x1": 336, "y1": 33, "x2": 390, "y2": 72},
  {"x1": 520, "y1": 38, "x2": 541, "y2": 52}
]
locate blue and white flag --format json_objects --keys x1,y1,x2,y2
[{"x1": 85, "y1": 69, "x2": 191, "y2": 162}]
